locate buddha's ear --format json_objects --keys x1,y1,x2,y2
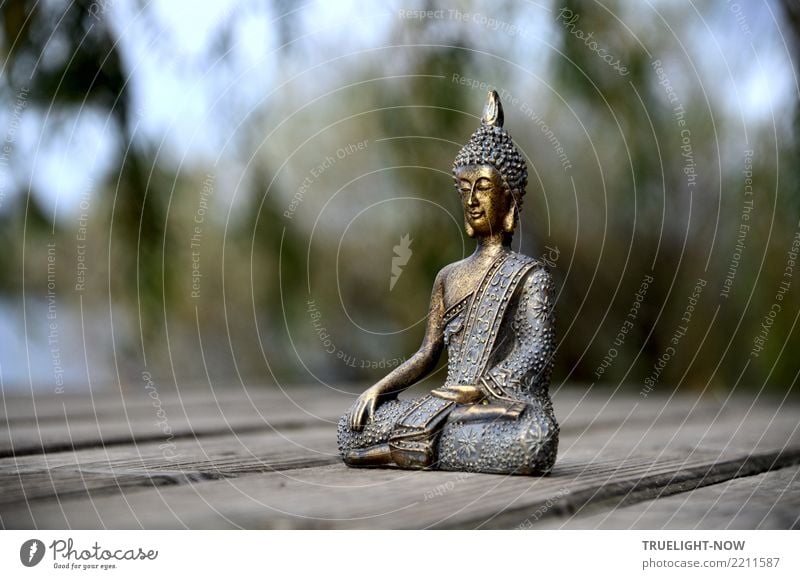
[
  {"x1": 465, "y1": 220, "x2": 476, "y2": 237},
  {"x1": 503, "y1": 202, "x2": 517, "y2": 234}
]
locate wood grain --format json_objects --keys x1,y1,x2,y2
[
  {"x1": 534, "y1": 465, "x2": 800, "y2": 529},
  {"x1": 1, "y1": 386, "x2": 797, "y2": 529}
]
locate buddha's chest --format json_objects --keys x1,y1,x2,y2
[{"x1": 442, "y1": 268, "x2": 490, "y2": 311}]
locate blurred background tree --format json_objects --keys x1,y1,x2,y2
[{"x1": 0, "y1": 0, "x2": 797, "y2": 398}]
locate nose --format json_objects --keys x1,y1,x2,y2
[{"x1": 466, "y1": 183, "x2": 479, "y2": 206}]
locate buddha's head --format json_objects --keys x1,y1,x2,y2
[{"x1": 452, "y1": 90, "x2": 527, "y2": 244}]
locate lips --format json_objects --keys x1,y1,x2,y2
[{"x1": 468, "y1": 210, "x2": 484, "y2": 219}]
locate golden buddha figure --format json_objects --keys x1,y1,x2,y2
[{"x1": 337, "y1": 90, "x2": 558, "y2": 475}]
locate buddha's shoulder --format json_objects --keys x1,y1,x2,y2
[
  {"x1": 520, "y1": 258, "x2": 554, "y2": 293},
  {"x1": 507, "y1": 249, "x2": 543, "y2": 268},
  {"x1": 493, "y1": 251, "x2": 554, "y2": 294},
  {"x1": 429, "y1": 262, "x2": 457, "y2": 297},
  {"x1": 440, "y1": 256, "x2": 467, "y2": 272}
]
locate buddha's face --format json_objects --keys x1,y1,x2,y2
[{"x1": 454, "y1": 164, "x2": 513, "y2": 238}]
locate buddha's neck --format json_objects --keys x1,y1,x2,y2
[{"x1": 473, "y1": 233, "x2": 509, "y2": 260}]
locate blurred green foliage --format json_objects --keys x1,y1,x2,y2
[{"x1": 0, "y1": 0, "x2": 798, "y2": 395}]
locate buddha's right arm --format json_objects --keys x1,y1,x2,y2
[
  {"x1": 349, "y1": 270, "x2": 448, "y2": 431},
  {"x1": 373, "y1": 339, "x2": 442, "y2": 398},
  {"x1": 372, "y1": 268, "x2": 448, "y2": 398}
]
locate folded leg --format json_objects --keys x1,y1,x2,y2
[
  {"x1": 436, "y1": 402, "x2": 559, "y2": 475},
  {"x1": 337, "y1": 398, "x2": 415, "y2": 466}
]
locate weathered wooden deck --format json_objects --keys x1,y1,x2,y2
[{"x1": 1, "y1": 384, "x2": 798, "y2": 529}]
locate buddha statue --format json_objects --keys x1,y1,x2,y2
[{"x1": 337, "y1": 90, "x2": 558, "y2": 475}]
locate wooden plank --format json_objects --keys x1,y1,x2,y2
[
  {"x1": 0, "y1": 387, "x2": 767, "y2": 503},
  {"x1": 0, "y1": 384, "x2": 366, "y2": 422},
  {"x1": 0, "y1": 426, "x2": 338, "y2": 506},
  {"x1": 533, "y1": 465, "x2": 800, "y2": 529},
  {"x1": 3, "y1": 448, "x2": 798, "y2": 530},
  {"x1": 2, "y1": 396, "x2": 797, "y2": 529},
  {"x1": 0, "y1": 383, "x2": 701, "y2": 423},
  {"x1": 1, "y1": 384, "x2": 758, "y2": 457},
  {"x1": 0, "y1": 388, "x2": 347, "y2": 457},
  {"x1": 0, "y1": 400, "x2": 680, "y2": 505}
]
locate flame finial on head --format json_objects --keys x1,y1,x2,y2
[{"x1": 482, "y1": 89, "x2": 504, "y2": 127}]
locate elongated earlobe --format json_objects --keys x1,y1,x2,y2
[
  {"x1": 465, "y1": 221, "x2": 475, "y2": 237},
  {"x1": 503, "y1": 203, "x2": 517, "y2": 234}
]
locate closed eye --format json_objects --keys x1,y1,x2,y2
[{"x1": 475, "y1": 178, "x2": 492, "y2": 190}]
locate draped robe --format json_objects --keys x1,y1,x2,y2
[{"x1": 337, "y1": 249, "x2": 559, "y2": 475}]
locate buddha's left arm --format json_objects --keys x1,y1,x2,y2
[{"x1": 486, "y1": 265, "x2": 556, "y2": 392}]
